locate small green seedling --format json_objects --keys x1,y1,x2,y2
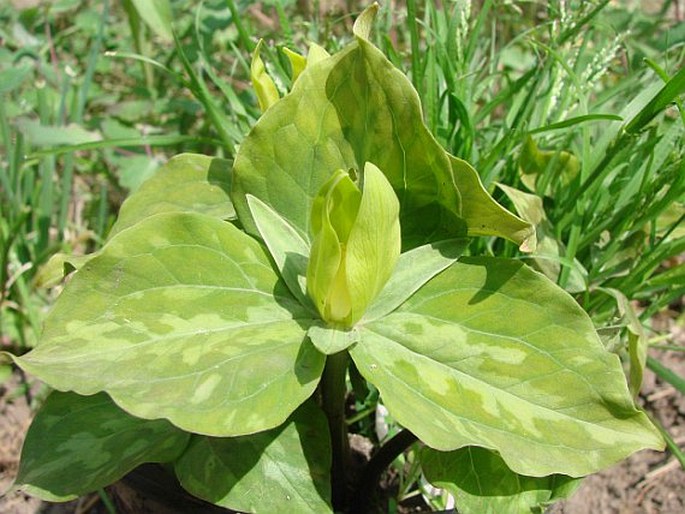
[{"x1": 6, "y1": 5, "x2": 662, "y2": 513}]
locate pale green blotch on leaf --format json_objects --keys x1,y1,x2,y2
[
  {"x1": 307, "y1": 162, "x2": 400, "y2": 326},
  {"x1": 13, "y1": 391, "x2": 189, "y2": 502}
]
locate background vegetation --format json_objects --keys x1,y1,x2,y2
[{"x1": 0, "y1": 0, "x2": 683, "y2": 511}]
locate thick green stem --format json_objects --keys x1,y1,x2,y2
[
  {"x1": 320, "y1": 351, "x2": 351, "y2": 511},
  {"x1": 353, "y1": 429, "x2": 418, "y2": 514}
]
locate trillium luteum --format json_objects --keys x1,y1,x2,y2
[
  {"x1": 7, "y1": 5, "x2": 663, "y2": 514},
  {"x1": 307, "y1": 163, "x2": 400, "y2": 326}
]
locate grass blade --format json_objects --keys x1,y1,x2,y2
[{"x1": 624, "y1": 66, "x2": 685, "y2": 134}]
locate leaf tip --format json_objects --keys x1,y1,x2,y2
[
  {"x1": 353, "y1": 3, "x2": 380, "y2": 40},
  {"x1": 251, "y1": 39, "x2": 280, "y2": 113},
  {"x1": 519, "y1": 228, "x2": 538, "y2": 253}
]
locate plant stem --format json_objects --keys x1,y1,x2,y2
[
  {"x1": 320, "y1": 351, "x2": 351, "y2": 511},
  {"x1": 353, "y1": 429, "x2": 418, "y2": 514}
]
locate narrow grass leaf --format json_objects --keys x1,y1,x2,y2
[
  {"x1": 16, "y1": 119, "x2": 101, "y2": 147},
  {"x1": 527, "y1": 114, "x2": 623, "y2": 135},
  {"x1": 625, "y1": 66, "x2": 685, "y2": 134},
  {"x1": 647, "y1": 356, "x2": 685, "y2": 395}
]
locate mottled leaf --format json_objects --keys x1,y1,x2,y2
[
  {"x1": 363, "y1": 238, "x2": 468, "y2": 322},
  {"x1": 350, "y1": 257, "x2": 663, "y2": 477},
  {"x1": 14, "y1": 391, "x2": 188, "y2": 501},
  {"x1": 109, "y1": 153, "x2": 234, "y2": 238},
  {"x1": 422, "y1": 446, "x2": 580, "y2": 514},
  {"x1": 232, "y1": 19, "x2": 465, "y2": 251},
  {"x1": 176, "y1": 402, "x2": 332, "y2": 513},
  {"x1": 15, "y1": 212, "x2": 323, "y2": 436}
]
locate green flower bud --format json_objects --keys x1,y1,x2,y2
[{"x1": 307, "y1": 162, "x2": 401, "y2": 327}]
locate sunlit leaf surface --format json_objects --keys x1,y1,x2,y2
[
  {"x1": 17, "y1": 212, "x2": 323, "y2": 436},
  {"x1": 352, "y1": 257, "x2": 663, "y2": 477}
]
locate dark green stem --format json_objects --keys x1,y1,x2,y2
[
  {"x1": 321, "y1": 351, "x2": 351, "y2": 511},
  {"x1": 353, "y1": 429, "x2": 418, "y2": 514}
]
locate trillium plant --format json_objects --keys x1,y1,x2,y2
[{"x1": 7, "y1": 5, "x2": 663, "y2": 513}]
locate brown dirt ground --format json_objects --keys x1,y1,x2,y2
[{"x1": 1, "y1": 313, "x2": 683, "y2": 513}]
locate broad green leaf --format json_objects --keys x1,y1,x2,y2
[
  {"x1": 109, "y1": 153, "x2": 234, "y2": 238},
  {"x1": 352, "y1": 3, "x2": 378, "y2": 40},
  {"x1": 497, "y1": 183, "x2": 587, "y2": 292},
  {"x1": 15, "y1": 212, "x2": 323, "y2": 436},
  {"x1": 246, "y1": 194, "x2": 314, "y2": 313},
  {"x1": 232, "y1": 19, "x2": 465, "y2": 251},
  {"x1": 307, "y1": 324, "x2": 360, "y2": 355},
  {"x1": 129, "y1": 0, "x2": 173, "y2": 41},
  {"x1": 363, "y1": 238, "x2": 469, "y2": 322},
  {"x1": 113, "y1": 153, "x2": 162, "y2": 192},
  {"x1": 350, "y1": 257, "x2": 663, "y2": 477},
  {"x1": 176, "y1": 402, "x2": 332, "y2": 514},
  {"x1": 450, "y1": 156, "x2": 535, "y2": 251},
  {"x1": 251, "y1": 40, "x2": 281, "y2": 113},
  {"x1": 14, "y1": 391, "x2": 188, "y2": 501},
  {"x1": 421, "y1": 446, "x2": 580, "y2": 514}
]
